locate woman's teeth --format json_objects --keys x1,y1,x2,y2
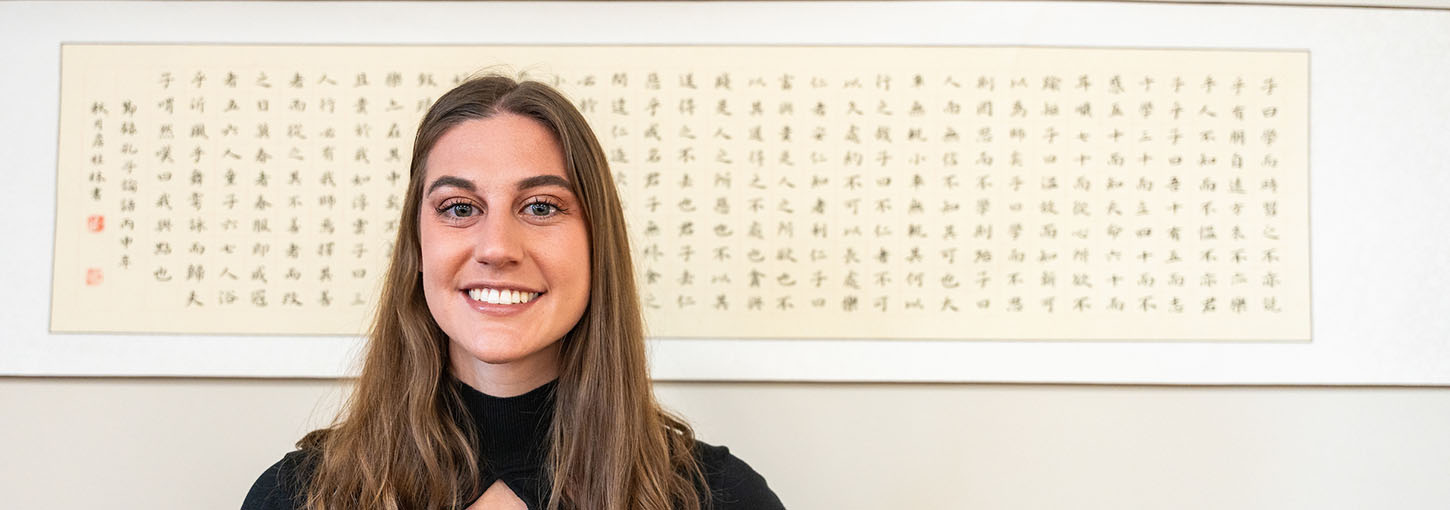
[{"x1": 467, "y1": 288, "x2": 540, "y2": 305}]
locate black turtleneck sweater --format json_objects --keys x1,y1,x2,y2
[{"x1": 241, "y1": 378, "x2": 785, "y2": 510}]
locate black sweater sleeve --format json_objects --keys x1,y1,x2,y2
[
  {"x1": 241, "y1": 450, "x2": 315, "y2": 510},
  {"x1": 696, "y1": 441, "x2": 787, "y2": 510}
]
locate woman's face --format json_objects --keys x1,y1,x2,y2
[{"x1": 418, "y1": 113, "x2": 591, "y2": 377}]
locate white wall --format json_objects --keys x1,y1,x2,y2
[{"x1": 3, "y1": 378, "x2": 1449, "y2": 510}]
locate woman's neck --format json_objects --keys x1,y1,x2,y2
[{"x1": 448, "y1": 341, "x2": 562, "y2": 397}]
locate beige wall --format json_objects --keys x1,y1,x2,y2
[{"x1": 2, "y1": 378, "x2": 1449, "y2": 510}]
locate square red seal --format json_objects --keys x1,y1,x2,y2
[
  {"x1": 85, "y1": 268, "x2": 103, "y2": 286},
  {"x1": 87, "y1": 215, "x2": 104, "y2": 233}
]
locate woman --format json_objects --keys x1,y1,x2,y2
[{"x1": 242, "y1": 74, "x2": 784, "y2": 510}]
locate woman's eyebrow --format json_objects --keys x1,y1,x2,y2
[
  {"x1": 425, "y1": 175, "x2": 474, "y2": 196},
  {"x1": 516, "y1": 175, "x2": 572, "y2": 192},
  {"x1": 425, "y1": 174, "x2": 572, "y2": 196}
]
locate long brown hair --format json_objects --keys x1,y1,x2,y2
[{"x1": 298, "y1": 74, "x2": 707, "y2": 510}]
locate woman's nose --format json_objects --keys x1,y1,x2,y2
[{"x1": 471, "y1": 210, "x2": 523, "y2": 267}]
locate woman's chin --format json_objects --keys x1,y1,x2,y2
[
  {"x1": 449, "y1": 336, "x2": 557, "y2": 368},
  {"x1": 456, "y1": 345, "x2": 526, "y2": 365}
]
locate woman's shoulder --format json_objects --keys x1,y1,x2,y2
[
  {"x1": 692, "y1": 439, "x2": 787, "y2": 510},
  {"x1": 241, "y1": 449, "x2": 319, "y2": 510}
]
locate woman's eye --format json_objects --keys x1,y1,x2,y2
[
  {"x1": 445, "y1": 203, "x2": 476, "y2": 217},
  {"x1": 524, "y1": 201, "x2": 560, "y2": 217}
]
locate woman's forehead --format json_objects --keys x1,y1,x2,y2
[{"x1": 423, "y1": 116, "x2": 571, "y2": 189}]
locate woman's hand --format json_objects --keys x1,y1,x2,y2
[{"x1": 466, "y1": 480, "x2": 527, "y2": 510}]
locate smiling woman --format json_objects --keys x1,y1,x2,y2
[
  {"x1": 419, "y1": 115, "x2": 592, "y2": 394},
  {"x1": 241, "y1": 75, "x2": 784, "y2": 510}
]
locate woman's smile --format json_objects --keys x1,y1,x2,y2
[
  {"x1": 466, "y1": 287, "x2": 543, "y2": 305},
  {"x1": 462, "y1": 287, "x2": 544, "y2": 316}
]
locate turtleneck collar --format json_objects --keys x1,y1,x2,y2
[{"x1": 452, "y1": 376, "x2": 558, "y2": 509}]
